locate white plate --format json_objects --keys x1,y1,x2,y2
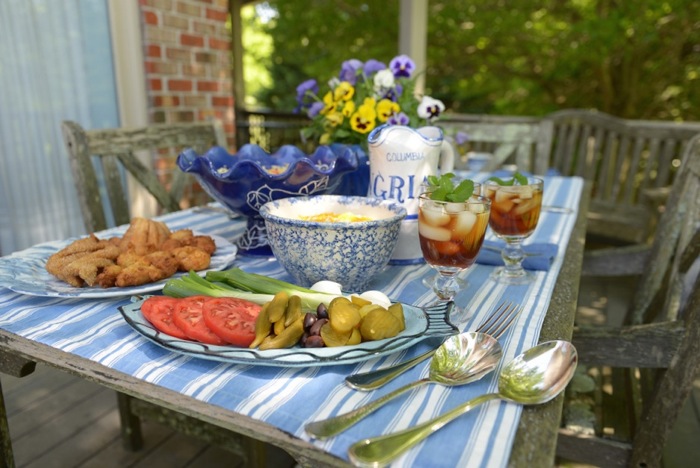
[
  {"x1": 119, "y1": 298, "x2": 458, "y2": 367},
  {"x1": 0, "y1": 227, "x2": 238, "y2": 298}
]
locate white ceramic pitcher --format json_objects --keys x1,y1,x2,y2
[{"x1": 367, "y1": 124, "x2": 455, "y2": 264}]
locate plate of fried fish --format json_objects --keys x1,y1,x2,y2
[{"x1": 0, "y1": 218, "x2": 238, "y2": 298}]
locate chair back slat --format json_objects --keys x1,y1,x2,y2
[
  {"x1": 100, "y1": 155, "x2": 131, "y2": 227},
  {"x1": 62, "y1": 120, "x2": 226, "y2": 233}
]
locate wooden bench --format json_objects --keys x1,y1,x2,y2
[
  {"x1": 545, "y1": 109, "x2": 700, "y2": 244},
  {"x1": 441, "y1": 109, "x2": 700, "y2": 245}
]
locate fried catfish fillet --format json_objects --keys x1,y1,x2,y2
[{"x1": 46, "y1": 235, "x2": 121, "y2": 287}]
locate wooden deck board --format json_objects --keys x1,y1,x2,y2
[{"x1": 1, "y1": 365, "x2": 294, "y2": 468}]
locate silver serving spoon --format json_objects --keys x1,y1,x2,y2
[
  {"x1": 347, "y1": 340, "x2": 578, "y2": 467},
  {"x1": 305, "y1": 332, "x2": 503, "y2": 439}
]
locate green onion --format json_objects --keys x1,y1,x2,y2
[
  {"x1": 163, "y1": 271, "x2": 274, "y2": 305},
  {"x1": 206, "y1": 268, "x2": 341, "y2": 310},
  {"x1": 163, "y1": 269, "x2": 342, "y2": 310}
]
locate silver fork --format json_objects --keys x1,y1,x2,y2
[{"x1": 345, "y1": 301, "x2": 522, "y2": 391}]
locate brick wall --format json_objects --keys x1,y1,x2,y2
[{"x1": 139, "y1": 0, "x2": 235, "y2": 148}]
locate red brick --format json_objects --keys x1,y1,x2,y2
[
  {"x1": 209, "y1": 37, "x2": 229, "y2": 51},
  {"x1": 212, "y1": 95, "x2": 233, "y2": 107},
  {"x1": 197, "y1": 81, "x2": 219, "y2": 92},
  {"x1": 168, "y1": 79, "x2": 193, "y2": 91},
  {"x1": 147, "y1": 45, "x2": 161, "y2": 58},
  {"x1": 181, "y1": 33, "x2": 204, "y2": 47},
  {"x1": 144, "y1": 61, "x2": 157, "y2": 74},
  {"x1": 143, "y1": 10, "x2": 158, "y2": 25},
  {"x1": 149, "y1": 78, "x2": 163, "y2": 91},
  {"x1": 206, "y1": 7, "x2": 228, "y2": 22}
]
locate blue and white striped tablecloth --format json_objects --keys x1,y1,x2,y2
[{"x1": 0, "y1": 176, "x2": 584, "y2": 467}]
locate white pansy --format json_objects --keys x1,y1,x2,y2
[
  {"x1": 373, "y1": 69, "x2": 395, "y2": 93},
  {"x1": 417, "y1": 96, "x2": 446, "y2": 120}
]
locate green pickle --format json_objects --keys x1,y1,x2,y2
[
  {"x1": 249, "y1": 303, "x2": 271, "y2": 349},
  {"x1": 259, "y1": 316, "x2": 305, "y2": 350},
  {"x1": 328, "y1": 297, "x2": 361, "y2": 334},
  {"x1": 360, "y1": 308, "x2": 402, "y2": 341}
]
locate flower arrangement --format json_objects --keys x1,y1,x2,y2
[{"x1": 295, "y1": 55, "x2": 446, "y2": 148}]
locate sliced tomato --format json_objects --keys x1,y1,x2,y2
[
  {"x1": 171, "y1": 295, "x2": 227, "y2": 345},
  {"x1": 141, "y1": 296, "x2": 189, "y2": 340},
  {"x1": 202, "y1": 297, "x2": 261, "y2": 347}
]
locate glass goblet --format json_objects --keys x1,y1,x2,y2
[
  {"x1": 484, "y1": 176, "x2": 544, "y2": 284},
  {"x1": 418, "y1": 193, "x2": 491, "y2": 320},
  {"x1": 421, "y1": 181, "x2": 482, "y2": 290}
]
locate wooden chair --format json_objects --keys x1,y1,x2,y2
[
  {"x1": 439, "y1": 118, "x2": 554, "y2": 173},
  {"x1": 59, "y1": 120, "x2": 269, "y2": 465},
  {"x1": 61, "y1": 120, "x2": 227, "y2": 232},
  {"x1": 545, "y1": 109, "x2": 700, "y2": 244},
  {"x1": 556, "y1": 134, "x2": 700, "y2": 467}
]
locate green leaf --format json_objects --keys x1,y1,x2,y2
[
  {"x1": 514, "y1": 172, "x2": 529, "y2": 185},
  {"x1": 488, "y1": 176, "x2": 514, "y2": 186},
  {"x1": 427, "y1": 173, "x2": 476, "y2": 202}
]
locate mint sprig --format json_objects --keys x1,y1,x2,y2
[
  {"x1": 426, "y1": 173, "x2": 475, "y2": 202},
  {"x1": 488, "y1": 172, "x2": 529, "y2": 186}
]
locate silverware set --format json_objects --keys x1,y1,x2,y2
[{"x1": 303, "y1": 300, "x2": 578, "y2": 467}]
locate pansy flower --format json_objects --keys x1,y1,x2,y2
[
  {"x1": 417, "y1": 96, "x2": 445, "y2": 121},
  {"x1": 387, "y1": 112, "x2": 410, "y2": 126},
  {"x1": 389, "y1": 55, "x2": 415, "y2": 78},
  {"x1": 339, "y1": 59, "x2": 363, "y2": 85},
  {"x1": 377, "y1": 99, "x2": 400, "y2": 122}
]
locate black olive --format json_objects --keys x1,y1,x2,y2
[
  {"x1": 309, "y1": 318, "x2": 328, "y2": 336},
  {"x1": 316, "y1": 303, "x2": 329, "y2": 320},
  {"x1": 304, "y1": 335, "x2": 325, "y2": 348},
  {"x1": 303, "y1": 312, "x2": 317, "y2": 331}
]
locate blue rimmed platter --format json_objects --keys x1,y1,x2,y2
[{"x1": 119, "y1": 297, "x2": 458, "y2": 367}]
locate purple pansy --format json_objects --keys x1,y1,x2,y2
[
  {"x1": 363, "y1": 59, "x2": 386, "y2": 75},
  {"x1": 455, "y1": 131, "x2": 471, "y2": 145},
  {"x1": 295, "y1": 79, "x2": 318, "y2": 109},
  {"x1": 307, "y1": 101, "x2": 324, "y2": 118},
  {"x1": 388, "y1": 112, "x2": 410, "y2": 126},
  {"x1": 389, "y1": 55, "x2": 415, "y2": 78},
  {"x1": 339, "y1": 59, "x2": 364, "y2": 84}
]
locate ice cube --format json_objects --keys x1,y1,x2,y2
[
  {"x1": 420, "y1": 203, "x2": 450, "y2": 226},
  {"x1": 418, "y1": 223, "x2": 451, "y2": 241},
  {"x1": 452, "y1": 210, "x2": 477, "y2": 237}
]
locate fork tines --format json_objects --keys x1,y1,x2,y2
[{"x1": 475, "y1": 301, "x2": 522, "y2": 339}]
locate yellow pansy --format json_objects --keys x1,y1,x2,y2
[
  {"x1": 350, "y1": 98, "x2": 378, "y2": 134},
  {"x1": 377, "y1": 99, "x2": 400, "y2": 122},
  {"x1": 333, "y1": 81, "x2": 355, "y2": 102},
  {"x1": 324, "y1": 111, "x2": 344, "y2": 127},
  {"x1": 321, "y1": 91, "x2": 337, "y2": 115},
  {"x1": 341, "y1": 100, "x2": 356, "y2": 117}
]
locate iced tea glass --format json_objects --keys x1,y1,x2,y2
[
  {"x1": 484, "y1": 176, "x2": 544, "y2": 284},
  {"x1": 418, "y1": 193, "x2": 491, "y2": 318},
  {"x1": 421, "y1": 181, "x2": 482, "y2": 290}
]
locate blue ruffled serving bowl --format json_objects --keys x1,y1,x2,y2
[{"x1": 177, "y1": 144, "x2": 360, "y2": 255}]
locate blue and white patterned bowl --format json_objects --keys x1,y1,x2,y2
[
  {"x1": 177, "y1": 144, "x2": 360, "y2": 255},
  {"x1": 259, "y1": 196, "x2": 407, "y2": 292}
]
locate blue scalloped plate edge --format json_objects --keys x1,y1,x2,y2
[{"x1": 119, "y1": 297, "x2": 459, "y2": 367}]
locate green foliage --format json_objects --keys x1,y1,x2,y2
[
  {"x1": 242, "y1": 0, "x2": 700, "y2": 121},
  {"x1": 426, "y1": 173, "x2": 475, "y2": 202}
]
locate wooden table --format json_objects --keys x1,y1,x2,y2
[{"x1": 0, "y1": 177, "x2": 590, "y2": 467}]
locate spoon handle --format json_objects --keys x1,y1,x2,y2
[
  {"x1": 348, "y1": 393, "x2": 500, "y2": 466},
  {"x1": 345, "y1": 350, "x2": 435, "y2": 391},
  {"x1": 305, "y1": 379, "x2": 428, "y2": 439}
]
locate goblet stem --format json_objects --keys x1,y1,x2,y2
[
  {"x1": 490, "y1": 238, "x2": 532, "y2": 284},
  {"x1": 502, "y1": 239, "x2": 526, "y2": 276},
  {"x1": 433, "y1": 273, "x2": 459, "y2": 301}
]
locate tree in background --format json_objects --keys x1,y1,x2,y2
[{"x1": 242, "y1": 0, "x2": 699, "y2": 121}]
